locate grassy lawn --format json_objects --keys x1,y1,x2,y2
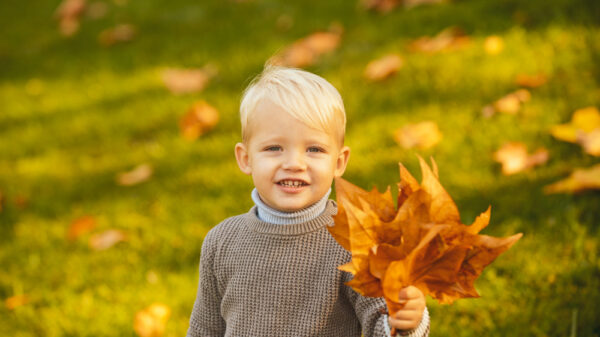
[{"x1": 1, "y1": 0, "x2": 599, "y2": 336}]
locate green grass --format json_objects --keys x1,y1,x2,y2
[{"x1": 1, "y1": 0, "x2": 599, "y2": 336}]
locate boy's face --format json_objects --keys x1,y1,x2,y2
[{"x1": 235, "y1": 99, "x2": 350, "y2": 212}]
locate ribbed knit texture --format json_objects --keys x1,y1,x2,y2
[
  {"x1": 187, "y1": 201, "x2": 430, "y2": 337},
  {"x1": 251, "y1": 188, "x2": 331, "y2": 224}
]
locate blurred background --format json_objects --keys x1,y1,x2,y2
[{"x1": 1, "y1": 0, "x2": 599, "y2": 336}]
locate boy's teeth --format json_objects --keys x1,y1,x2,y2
[{"x1": 281, "y1": 180, "x2": 304, "y2": 187}]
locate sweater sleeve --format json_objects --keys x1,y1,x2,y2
[
  {"x1": 186, "y1": 230, "x2": 226, "y2": 337},
  {"x1": 341, "y1": 270, "x2": 389, "y2": 337}
]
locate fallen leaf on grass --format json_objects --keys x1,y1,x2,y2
[
  {"x1": 493, "y1": 142, "x2": 549, "y2": 175},
  {"x1": 179, "y1": 101, "x2": 220, "y2": 140},
  {"x1": 328, "y1": 157, "x2": 522, "y2": 317},
  {"x1": 404, "y1": 0, "x2": 445, "y2": 9},
  {"x1": 544, "y1": 164, "x2": 600, "y2": 194},
  {"x1": 67, "y1": 215, "x2": 96, "y2": 241},
  {"x1": 515, "y1": 73, "x2": 547, "y2": 88},
  {"x1": 579, "y1": 129, "x2": 600, "y2": 156},
  {"x1": 484, "y1": 35, "x2": 504, "y2": 55},
  {"x1": 89, "y1": 229, "x2": 126, "y2": 250},
  {"x1": 394, "y1": 121, "x2": 442, "y2": 150},
  {"x1": 271, "y1": 30, "x2": 341, "y2": 68},
  {"x1": 550, "y1": 106, "x2": 600, "y2": 157},
  {"x1": 14, "y1": 195, "x2": 29, "y2": 209},
  {"x1": 409, "y1": 27, "x2": 470, "y2": 53},
  {"x1": 482, "y1": 89, "x2": 531, "y2": 117},
  {"x1": 117, "y1": 164, "x2": 153, "y2": 186},
  {"x1": 361, "y1": 0, "x2": 444, "y2": 12},
  {"x1": 85, "y1": 1, "x2": 109, "y2": 19},
  {"x1": 5, "y1": 295, "x2": 30, "y2": 310},
  {"x1": 98, "y1": 24, "x2": 136, "y2": 46},
  {"x1": 161, "y1": 65, "x2": 217, "y2": 94},
  {"x1": 364, "y1": 54, "x2": 403, "y2": 81},
  {"x1": 0, "y1": 191, "x2": 3, "y2": 213},
  {"x1": 54, "y1": 0, "x2": 87, "y2": 36},
  {"x1": 134, "y1": 303, "x2": 171, "y2": 337}
]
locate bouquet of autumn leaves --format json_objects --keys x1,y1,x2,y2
[{"x1": 327, "y1": 157, "x2": 522, "y2": 316}]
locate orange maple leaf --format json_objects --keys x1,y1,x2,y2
[{"x1": 328, "y1": 157, "x2": 522, "y2": 316}]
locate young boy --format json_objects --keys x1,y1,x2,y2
[{"x1": 187, "y1": 66, "x2": 430, "y2": 337}]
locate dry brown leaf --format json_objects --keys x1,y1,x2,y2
[
  {"x1": 5, "y1": 295, "x2": 29, "y2": 310},
  {"x1": 55, "y1": 0, "x2": 86, "y2": 36},
  {"x1": 544, "y1": 164, "x2": 600, "y2": 194},
  {"x1": 393, "y1": 121, "x2": 442, "y2": 150},
  {"x1": 67, "y1": 215, "x2": 96, "y2": 241},
  {"x1": 361, "y1": 0, "x2": 444, "y2": 12},
  {"x1": 271, "y1": 30, "x2": 341, "y2": 68},
  {"x1": 179, "y1": 101, "x2": 220, "y2": 140},
  {"x1": 409, "y1": 27, "x2": 470, "y2": 53},
  {"x1": 579, "y1": 129, "x2": 600, "y2": 156},
  {"x1": 551, "y1": 107, "x2": 600, "y2": 157},
  {"x1": 134, "y1": 303, "x2": 171, "y2": 337},
  {"x1": 364, "y1": 54, "x2": 403, "y2": 81},
  {"x1": 515, "y1": 73, "x2": 547, "y2": 88},
  {"x1": 328, "y1": 157, "x2": 522, "y2": 316},
  {"x1": 15, "y1": 195, "x2": 29, "y2": 209},
  {"x1": 364, "y1": 0, "x2": 399, "y2": 12},
  {"x1": 86, "y1": 1, "x2": 109, "y2": 19},
  {"x1": 89, "y1": 229, "x2": 126, "y2": 250},
  {"x1": 493, "y1": 142, "x2": 549, "y2": 175},
  {"x1": 117, "y1": 164, "x2": 153, "y2": 186},
  {"x1": 99, "y1": 24, "x2": 136, "y2": 46},
  {"x1": 482, "y1": 89, "x2": 531, "y2": 117},
  {"x1": 161, "y1": 66, "x2": 217, "y2": 94},
  {"x1": 484, "y1": 35, "x2": 504, "y2": 55},
  {"x1": 404, "y1": 0, "x2": 445, "y2": 9}
]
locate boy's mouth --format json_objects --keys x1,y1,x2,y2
[{"x1": 277, "y1": 179, "x2": 308, "y2": 187}]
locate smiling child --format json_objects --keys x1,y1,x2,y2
[{"x1": 187, "y1": 65, "x2": 430, "y2": 337}]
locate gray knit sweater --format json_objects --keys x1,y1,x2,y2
[{"x1": 187, "y1": 200, "x2": 428, "y2": 337}]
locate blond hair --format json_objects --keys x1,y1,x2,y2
[{"x1": 240, "y1": 65, "x2": 346, "y2": 145}]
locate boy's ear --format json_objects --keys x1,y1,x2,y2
[
  {"x1": 334, "y1": 146, "x2": 351, "y2": 178},
  {"x1": 235, "y1": 142, "x2": 252, "y2": 175}
]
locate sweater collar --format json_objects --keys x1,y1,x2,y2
[
  {"x1": 251, "y1": 188, "x2": 332, "y2": 225},
  {"x1": 244, "y1": 199, "x2": 338, "y2": 236}
]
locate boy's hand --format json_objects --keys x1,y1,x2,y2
[{"x1": 388, "y1": 286, "x2": 426, "y2": 332}]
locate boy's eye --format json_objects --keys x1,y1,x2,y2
[
  {"x1": 307, "y1": 146, "x2": 324, "y2": 153},
  {"x1": 265, "y1": 145, "x2": 282, "y2": 151}
]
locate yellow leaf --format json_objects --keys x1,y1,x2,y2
[
  {"x1": 179, "y1": 100, "x2": 220, "y2": 140},
  {"x1": 364, "y1": 54, "x2": 403, "y2": 81},
  {"x1": 493, "y1": 142, "x2": 549, "y2": 175},
  {"x1": 5, "y1": 295, "x2": 30, "y2": 310},
  {"x1": 551, "y1": 107, "x2": 600, "y2": 142},
  {"x1": 484, "y1": 36, "x2": 504, "y2": 55},
  {"x1": 271, "y1": 30, "x2": 341, "y2": 68},
  {"x1": 544, "y1": 164, "x2": 600, "y2": 194},
  {"x1": 117, "y1": 164, "x2": 153, "y2": 186},
  {"x1": 134, "y1": 303, "x2": 171, "y2": 337},
  {"x1": 161, "y1": 66, "x2": 217, "y2": 95},
  {"x1": 89, "y1": 229, "x2": 126, "y2": 250},
  {"x1": 394, "y1": 121, "x2": 442, "y2": 149},
  {"x1": 515, "y1": 73, "x2": 547, "y2": 88},
  {"x1": 409, "y1": 27, "x2": 470, "y2": 53},
  {"x1": 67, "y1": 215, "x2": 96, "y2": 241},
  {"x1": 99, "y1": 24, "x2": 136, "y2": 46}
]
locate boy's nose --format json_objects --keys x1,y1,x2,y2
[{"x1": 282, "y1": 151, "x2": 307, "y2": 171}]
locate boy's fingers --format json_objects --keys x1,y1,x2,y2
[
  {"x1": 388, "y1": 316, "x2": 419, "y2": 331},
  {"x1": 398, "y1": 286, "x2": 422, "y2": 300},
  {"x1": 393, "y1": 300, "x2": 423, "y2": 314}
]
